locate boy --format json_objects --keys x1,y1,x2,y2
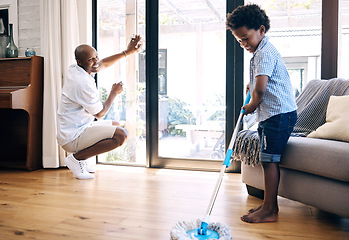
[{"x1": 226, "y1": 4, "x2": 297, "y2": 223}]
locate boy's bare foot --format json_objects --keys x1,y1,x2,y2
[
  {"x1": 248, "y1": 205, "x2": 262, "y2": 214},
  {"x1": 241, "y1": 207, "x2": 278, "y2": 223},
  {"x1": 248, "y1": 204, "x2": 279, "y2": 214}
]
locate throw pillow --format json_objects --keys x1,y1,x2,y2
[{"x1": 307, "y1": 95, "x2": 349, "y2": 142}]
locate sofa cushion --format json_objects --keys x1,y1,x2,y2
[
  {"x1": 307, "y1": 95, "x2": 349, "y2": 142},
  {"x1": 280, "y1": 136, "x2": 349, "y2": 182}
]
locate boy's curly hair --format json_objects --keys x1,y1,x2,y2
[{"x1": 226, "y1": 4, "x2": 270, "y2": 33}]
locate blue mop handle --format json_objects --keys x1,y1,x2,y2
[
  {"x1": 223, "y1": 91, "x2": 251, "y2": 167},
  {"x1": 198, "y1": 91, "x2": 251, "y2": 236},
  {"x1": 241, "y1": 90, "x2": 252, "y2": 114}
]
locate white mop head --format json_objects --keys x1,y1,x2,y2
[{"x1": 170, "y1": 219, "x2": 232, "y2": 240}]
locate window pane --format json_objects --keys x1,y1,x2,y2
[
  {"x1": 96, "y1": 0, "x2": 146, "y2": 165},
  {"x1": 339, "y1": 0, "x2": 349, "y2": 78},
  {"x1": 158, "y1": 0, "x2": 226, "y2": 160},
  {"x1": 244, "y1": 0, "x2": 322, "y2": 95}
]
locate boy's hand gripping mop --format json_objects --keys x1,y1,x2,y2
[{"x1": 170, "y1": 92, "x2": 251, "y2": 240}]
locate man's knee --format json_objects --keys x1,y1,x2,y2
[{"x1": 113, "y1": 127, "x2": 128, "y2": 146}]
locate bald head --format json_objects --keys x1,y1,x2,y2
[
  {"x1": 74, "y1": 44, "x2": 100, "y2": 74},
  {"x1": 75, "y1": 44, "x2": 96, "y2": 61}
]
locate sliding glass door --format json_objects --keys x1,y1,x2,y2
[
  {"x1": 94, "y1": 0, "x2": 341, "y2": 171},
  {"x1": 157, "y1": 0, "x2": 227, "y2": 161},
  {"x1": 339, "y1": 0, "x2": 349, "y2": 78},
  {"x1": 96, "y1": 0, "x2": 146, "y2": 166},
  {"x1": 95, "y1": 0, "x2": 233, "y2": 170}
]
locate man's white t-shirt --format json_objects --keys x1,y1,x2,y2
[{"x1": 57, "y1": 64, "x2": 103, "y2": 146}]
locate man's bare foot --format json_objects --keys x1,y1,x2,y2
[
  {"x1": 248, "y1": 204, "x2": 279, "y2": 214},
  {"x1": 241, "y1": 207, "x2": 278, "y2": 223}
]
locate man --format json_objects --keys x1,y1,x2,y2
[{"x1": 57, "y1": 35, "x2": 143, "y2": 180}]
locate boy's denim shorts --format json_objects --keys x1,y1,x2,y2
[{"x1": 258, "y1": 110, "x2": 297, "y2": 163}]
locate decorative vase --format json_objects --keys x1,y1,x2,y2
[
  {"x1": 25, "y1": 48, "x2": 36, "y2": 57},
  {"x1": 5, "y1": 23, "x2": 18, "y2": 58}
]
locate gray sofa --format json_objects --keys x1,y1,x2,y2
[{"x1": 241, "y1": 80, "x2": 349, "y2": 218}]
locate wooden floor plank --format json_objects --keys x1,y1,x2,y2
[{"x1": 0, "y1": 165, "x2": 348, "y2": 240}]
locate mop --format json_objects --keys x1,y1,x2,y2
[{"x1": 170, "y1": 92, "x2": 251, "y2": 240}]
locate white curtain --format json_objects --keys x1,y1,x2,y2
[{"x1": 41, "y1": 0, "x2": 80, "y2": 168}]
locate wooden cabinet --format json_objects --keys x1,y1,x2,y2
[{"x1": 0, "y1": 56, "x2": 44, "y2": 170}]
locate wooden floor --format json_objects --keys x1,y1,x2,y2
[{"x1": 0, "y1": 165, "x2": 348, "y2": 240}]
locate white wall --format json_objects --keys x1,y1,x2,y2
[
  {"x1": 16, "y1": 0, "x2": 92, "y2": 57},
  {"x1": 18, "y1": 0, "x2": 41, "y2": 56}
]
